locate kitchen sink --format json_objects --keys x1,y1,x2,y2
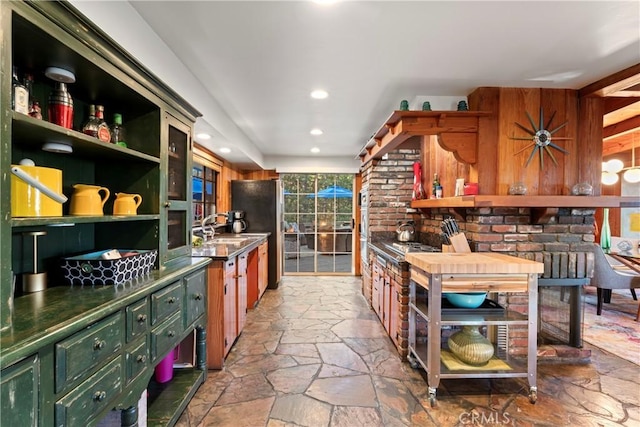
[{"x1": 209, "y1": 238, "x2": 249, "y2": 245}]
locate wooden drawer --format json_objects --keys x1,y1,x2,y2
[
  {"x1": 1, "y1": 355, "x2": 39, "y2": 427},
  {"x1": 151, "y1": 311, "x2": 182, "y2": 362},
  {"x1": 55, "y1": 356, "x2": 122, "y2": 427},
  {"x1": 184, "y1": 269, "x2": 206, "y2": 329},
  {"x1": 151, "y1": 281, "x2": 182, "y2": 326},
  {"x1": 126, "y1": 297, "x2": 149, "y2": 343},
  {"x1": 55, "y1": 312, "x2": 123, "y2": 394},
  {"x1": 125, "y1": 337, "x2": 148, "y2": 384}
]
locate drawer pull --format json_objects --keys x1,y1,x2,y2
[
  {"x1": 136, "y1": 354, "x2": 147, "y2": 363},
  {"x1": 93, "y1": 391, "x2": 107, "y2": 402},
  {"x1": 194, "y1": 293, "x2": 203, "y2": 300},
  {"x1": 167, "y1": 296, "x2": 177, "y2": 304},
  {"x1": 137, "y1": 314, "x2": 147, "y2": 323},
  {"x1": 167, "y1": 330, "x2": 176, "y2": 338},
  {"x1": 93, "y1": 339, "x2": 106, "y2": 350}
]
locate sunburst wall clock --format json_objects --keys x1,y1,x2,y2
[{"x1": 510, "y1": 107, "x2": 571, "y2": 168}]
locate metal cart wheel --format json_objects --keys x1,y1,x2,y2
[
  {"x1": 407, "y1": 354, "x2": 419, "y2": 369},
  {"x1": 428, "y1": 387, "x2": 437, "y2": 407}
]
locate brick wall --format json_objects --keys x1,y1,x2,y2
[{"x1": 368, "y1": 149, "x2": 421, "y2": 234}]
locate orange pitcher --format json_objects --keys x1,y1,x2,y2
[
  {"x1": 69, "y1": 184, "x2": 110, "y2": 216},
  {"x1": 113, "y1": 193, "x2": 142, "y2": 215}
]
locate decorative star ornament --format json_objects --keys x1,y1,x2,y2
[{"x1": 510, "y1": 107, "x2": 571, "y2": 168}]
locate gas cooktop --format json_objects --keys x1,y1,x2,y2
[{"x1": 385, "y1": 242, "x2": 441, "y2": 255}]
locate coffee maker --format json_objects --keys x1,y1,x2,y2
[{"x1": 228, "y1": 210, "x2": 247, "y2": 234}]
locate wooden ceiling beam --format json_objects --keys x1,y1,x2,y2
[
  {"x1": 603, "y1": 97, "x2": 640, "y2": 114},
  {"x1": 603, "y1": 115, "x2": 640, "y2": 139},
  {"x1": 602, "y1": 132, "x2": 639, "y2": 156},
  {"x1": 579, "y1": 63, "x2": 640, "y2": 97}
]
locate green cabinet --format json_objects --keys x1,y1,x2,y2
[
  {"x1": 0, "y1": 1, "x2": 210, "y2": 425},
  {"x1": 0, "y1": 355, "x2": 39, "y2": 427}
]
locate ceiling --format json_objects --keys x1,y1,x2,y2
[{"x1": 70, "y1": 1, "x2": 640, "y2": 172}]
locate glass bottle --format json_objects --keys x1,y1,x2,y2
[
  {"x1": 110, "y1": 113, "x2": 126, "y2": 147},
  {"x1": 95, "y1": 105, "x2": 111, "y2": 143},
  {"x1": 432, "y1": 173, "x2": 440, "y2": 198},
  {"x1": 82, "y1": 105, "x2": 99, "y2": 137},
  {"x1": 600, "y1": 208, "x2": 611, "y2": 253},
  {"x1": 12, "y1": 66, "x2": 29, "y2": 114}
]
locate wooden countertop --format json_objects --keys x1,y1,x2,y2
[{"x1": 404, "y1": 252, "x2": 544, "y2": 275}]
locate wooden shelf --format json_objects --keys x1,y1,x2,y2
[
  {"x1": 411, "y1": 195, "x2": 640, "y2": 223},
  {"x1": 359, "y1": 110, "x2": 492, "y2": 164}
]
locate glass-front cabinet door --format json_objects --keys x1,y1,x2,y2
[{"x1": 162, "y1": 112, "x2": 192, "y2": 264}]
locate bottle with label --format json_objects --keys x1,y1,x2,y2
[
  {"x1": 432, "y1": 173, "x2": 440, "y2": 198},
  {"x1": 95, "y1": 105, "x2": 111, "y2": 143},
  {"x1": 12, "y1": 66, "x2": 29, "y2": 114},
  {"x1": 110, "y1": 113, "x2": 126, "y2": 147},
  {"x1": 82, "y1": 105, "x2": 99, "y2": 137}
]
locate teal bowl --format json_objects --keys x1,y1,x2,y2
[{"x1": 443, "y1": 292, "x2": 487, "y2": 308}]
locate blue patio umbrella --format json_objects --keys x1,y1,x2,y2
[{"x1": 309, "y1": 185, "x2": 353, "y2": 198}]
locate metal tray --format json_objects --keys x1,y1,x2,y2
[{"x1": 440, "y1": 298, "x2": 505, "y2": 315}]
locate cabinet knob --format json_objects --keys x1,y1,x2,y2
[
  {"x1": 167, "y1": 330, "x2": 175, "y2": 338},
  {"x1": 164, "y1": 201, "x2": 171, "y2": 208},
  {"x1": 137, "y1": 314, "x2": 147, "y2": 323},
  {"x1": 167, "y1": 296, "x2": 177, "y2": 304},
  {"x1": 136, "y1": 354, "x2": 147, "y2": 363},
  {"x1": 93, "y1": 391, "x2": 107, "y2": 402},
  {"x1": 93, "y1": 339, "x2": 106, "y2": 350},
  {"x1": 194, "y1": 293, "x2": 203, "y2": 300}
]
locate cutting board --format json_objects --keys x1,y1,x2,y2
[{"x1": 404, "y1": 252, "x2": 544, "y2": 275}]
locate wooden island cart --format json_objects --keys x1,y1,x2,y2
[{"x1": 404, "y1": 252, "x2": 544, "y2": 406}]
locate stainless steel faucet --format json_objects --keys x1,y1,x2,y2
[{"x1": 201, "y1": 212, "x2": 229, "y2": 241}]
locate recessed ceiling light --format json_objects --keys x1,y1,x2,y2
[
  {"x1": 310, "y1": 128, "x2": 323, "y2": 136},
  {"x1": 220, "y1": 147, "x2": 231, "y2": 153},
  {"x1": 310, "y1": 89, "x2": 328, "y2": 99},
  {"x1": 311, "y1": 147, "x2": 320, "y2": 153},
  {"x1": 196, "y1": 133, "x2": 211, "y2": 140}
]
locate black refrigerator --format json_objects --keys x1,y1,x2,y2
[{"x1": 231, "y1": 180, "x2": 283, "y2": 289}]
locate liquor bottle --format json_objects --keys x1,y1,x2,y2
[
  {"x1": 12, "y1": 66, "x2": 29, "y2": 114},
  {"x1": 95, "y1": 105, "x2": 111, "y2": 143},
  {"x1": 600, "y1": 208, "x2": 611, "y2": 253},
  {"x1": 110, "y1": 114, "x2": 126, "y2": 147},
  {"x1": 432, "y1": 173, "x2": 440, "y2": 198},
  {"x1": 82, "y1": 105, "x2": 99, "y2": 137}
]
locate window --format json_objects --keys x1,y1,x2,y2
[{"x1": 192, "y1": 161, "x2": 218, "y2": 226}]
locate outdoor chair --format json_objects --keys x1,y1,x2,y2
[{"x1": 591, "y1": 244, "x2": 640, "y2": 316}]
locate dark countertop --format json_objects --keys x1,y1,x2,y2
[
  {"x1": 191, "y1": 233, "x2": 269, "y2": 260},
  {"x1": 1, "y1": 256, "x2": 211, "y2": 368}
]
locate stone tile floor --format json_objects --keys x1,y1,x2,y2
[{"x1": 177, "y1": 276, "x2": 640, "y2": 426}]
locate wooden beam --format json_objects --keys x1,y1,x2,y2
[
  {"x1": 602, "y1": 133, "x2": 639, "y2": 156},
  {"x1": 603, "y1": 115, "x2": 640, "y2": 139},
  {"x1": 579, "y1": 63, "x2": 640, "y2": 97},
  {"x1": 603, "y1": 97, "x2": 640, "y2": 114}
]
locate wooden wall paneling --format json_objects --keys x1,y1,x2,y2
[
  {"x1": 498, "y1": 88, "x2": 541, "y2": 195},
  {"x1": 468, "y1": 87, "x2": 499, "y2": 193},
  {"x1": 539, "y1": 89, "x2": 572, "y2": 195},
  {"x1": 562, "y1": 90, "x2": 580, "y2": 194},
  {"x1": 577, "y1": 97, "x2": 605, "y2": 195}
]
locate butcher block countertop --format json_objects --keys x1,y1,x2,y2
[{"x1": 404, "y1": 252, "x2": 544, "y2": 275}]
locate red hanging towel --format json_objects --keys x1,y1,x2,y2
[{"x1": 412, "y1": 162, "x2": 426, "y2": 200}]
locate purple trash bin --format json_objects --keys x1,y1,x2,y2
[{"x1": 154, "y1": 348, "x2": 176, "y2": 383}]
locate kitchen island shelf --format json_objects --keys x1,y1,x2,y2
[
  {"x1": 405, "y1": 252, "x2": 543, "y2": 407},
  {"x1": 411, "y1": 341, "x2": 529, "y2": 378},
  {"x1": 410, "y1": 301, "x2": 529, "y2": 326}
]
